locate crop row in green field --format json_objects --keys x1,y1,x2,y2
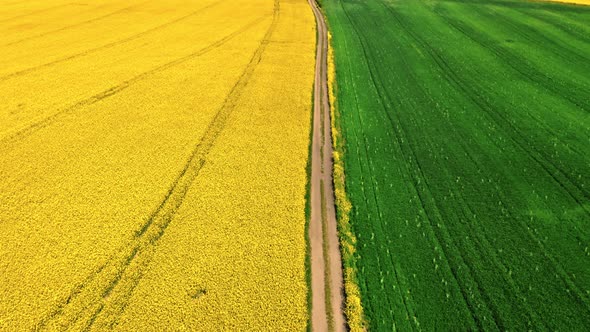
[{"x1": 323, "y1": 0, "x2": 590, "y2": 330}]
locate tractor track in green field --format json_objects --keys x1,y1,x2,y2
[
  {"x1": 341, "y1": 1, "x2": 505, "y2": 327},
  {"x1": 383, "y1": 2, "x2": 590, "y2": 310},
  {"x1": 431, "y1": 4, "x2": 590, "y2": 112},
  {"x1": 380, "y1": 1, "x2": 590, "y2": 213},
  {"x1": 519, "y1": 9, "x2": 590, "y2": 43},
  {"x1": 337, "y1": 1, "x2": 422, "y2": 328},
  {"x1": 323, "y1": 0, "x2": 590, "y2": 329}
]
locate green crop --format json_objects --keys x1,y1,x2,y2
[{"x1": 322, "y1": 0, "x2": 590, "y2": 330}]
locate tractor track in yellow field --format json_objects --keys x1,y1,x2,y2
[
  {"x1": 0, "y1": 0, "x2": 224, "y2": 82},
  {"x1": 0, "y1": 3, "x2": 82, "y2": 24},
  {"x1": 34, "y1": 2, "x2": 280, "y2": 329},
  {"x1": 3, "y1": 2, "x2": 147, "y2": 47},
  {"x1": 0, "y1": 13, "x2": 268, "y2": 149}
]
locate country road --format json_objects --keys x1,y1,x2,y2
[{"x1": 307, "y1": 0, "x2": 346, "y2": 331}]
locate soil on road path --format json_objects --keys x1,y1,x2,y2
[{"x1": 307, "y1": 0, "x2": 346, "y2": 331}]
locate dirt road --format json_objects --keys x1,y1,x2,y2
[{"x1": 308, "y1": 0, "x2": 346, "y2": 331}]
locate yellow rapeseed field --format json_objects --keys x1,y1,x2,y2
[
  {"x1": 547, "y1": 0, "x2": 590, "y2": 4},
  {"x1": 0, "y1": 0, "x2": 315, "y2": 330}
]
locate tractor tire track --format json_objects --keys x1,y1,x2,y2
[
  {"x1": 337, "y1": 1, "x2": 418, "y2": 329},
  {"x1": 380, "y1": 0, "x2": 590, "y2": 310},
  {"x1": 345, "y1": 1, "x2": 502, "y2": 328},
  {"x1": 0, "y1": 3, "x2": 83, "y2": 24},
  {"x1": 3, "y1": 2, "x2": 148, "y2": 47},
  {"x1": 351, "y1": 1, "x2": 519, "y2": 328},
  {"x1": 308, "y1": 0, "x2": 346, "y2": 331},
  {"x1": 384, "y1": 0, "x2": 590, "y2": 208},
  {"x1": 0, "y1": 13, "x2": 265, "y2": 150},
  {"x1": 334, "y1": 5, "x2": 408, "y2": 329},
  {"x1": 429, "y1": 9, "x2": 590, "y2": 210},
  {"x1": 483, "y1": 4, "x2": 590, "y2": 64},
  {"x1": 509, "y1": 5, "x2": 590, "y2": 44},
  {"x1": 430, "y1": 4, "x2": 590, "y2": 113},
  {"x1": 34, "y1": 3, "x2": 279, "y2": 330},
  {"x1": 404, "y1": 42, "x2": 550, "y2": 327},
  {"x1": 0, "y1": 0, "x2": 224, "y2": 82}
]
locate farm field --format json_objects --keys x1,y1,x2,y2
[
  {"x1": 551, "y1": 0, "x2": 590, "y2": 4},
  {"x1": 322, "y1": 0, "x2": 590, "y2": 330},
  {"x1": 0, "y1": 0, "x2": 315, "y2": 330}
]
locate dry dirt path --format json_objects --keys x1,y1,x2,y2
[{"x1": 308, "y1": 0, "x2": 346, "y2": 331}]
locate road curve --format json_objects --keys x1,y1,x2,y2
[{"x1": 307, "y1": 0, "x2": 346, "y2": 331}]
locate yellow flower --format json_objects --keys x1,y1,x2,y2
[{"x1": 0, "y1": 0, "x2": 314, "y2": 330}]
